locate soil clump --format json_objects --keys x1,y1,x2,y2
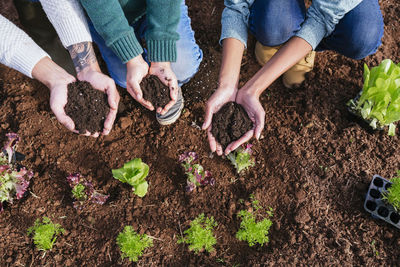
[
  {"x1": 211, "y1": 102, "x2": 253, "y2": 148},
  {"x1": 141, "y1": 75, "x2": 170, "y2": 109},
  {"x1": 65, "y1": 81, "x2": 109, "y2": 134}
]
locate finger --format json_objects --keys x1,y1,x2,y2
[
  {"x1": 225, "y1": 129, "x2": 254, "y2": 155},
  {"x1": 91, "y1": 132, "x2": 100, "y2": 138},
  {"x1": 106, "y1": 82, "x2": 119, "y2": 110},
  {"x1": 254, "y1": 110, "x2": 266, "y2": 139},
  {"x1": 127, "y1": 84, "x2": 154, "y2": 111},
  {"x1": 216, "y1": 142, "x2": 223, "y2": 156},
  {"x1": 202, "y1": 104, "x2": 213, "y2": 130},
  {"x1": 169, "y1": 85, "x2": 178, "y2": 101},
  {"x1": 52, "y1": 108, "x2": 76, "y2": 132},
  {"x1": 83, "y1": 130, "x2": 91, "y2": 137},
  {"x1": 160, "y1": 99, "x2": 177, "y2": 115},
  {"x1": 207, "y1": 127, "x2": 217, "y2": 153},
  {"x1": 156, "y1": 107, "x2": 163, "y2": 114},
  {"x1": 140, "y1": 99, "x2": 155, "y2": 111},
  {"x1": 103, "y1": 108, "x2": 117, "y2": 135}
]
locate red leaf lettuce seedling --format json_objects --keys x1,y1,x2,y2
[
  {"x1": 112, "y1": 158, "x2": 149, "y2": 197},
  {"x1": 348, "y1": 59, "x2": 400, "y2": 136},
  {"x1": 382, "y1": 171, "x2": 400, "y2": 211},
  {"x1": 227, "y1": 144, "x2": 255, "y2": 174},
  {"x1": 67, "y1": 173, "x2": 109, "y2": 209},
  {"x1": 0, "y1": 133, "x2": 33, "y2": 212},
  {"x1": 179, "y1": 152, "x2": 214, "y2": 192}
]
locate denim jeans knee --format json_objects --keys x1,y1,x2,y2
[{"x1": 249, "y1": 0, "x2": 306, "y2": 46}]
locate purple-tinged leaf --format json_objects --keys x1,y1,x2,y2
[
  {"x1": 67, "y1": 173, "x2": 82, "y2": 187},
  {"x1": 67, "y1": 173, "x2": 109, "y2": 208},
  {"x1": 3, "y1": 133, "x2": 19, "y2": 164},
  {"x1": 91, "y1": 191, "x2": 109, "y2": 205}
]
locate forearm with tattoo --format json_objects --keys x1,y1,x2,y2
[{"x1": 67, "y1": 42, "x2": 99, "y2": 73}]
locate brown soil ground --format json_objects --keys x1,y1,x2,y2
[{"x1": 1, "y1": 0, "x2": 400, "y2": 266}]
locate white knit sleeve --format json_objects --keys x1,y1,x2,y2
[
  {"x1": 40, "y1": 0, "x2": 92, "y2": 48},
  {"x1": 0, "y1": 15, "x2": 49, "y2": 78}
]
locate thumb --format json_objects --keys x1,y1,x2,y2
[{"x1": 202, "y1": 104, "x2": 214, "y2": 130}]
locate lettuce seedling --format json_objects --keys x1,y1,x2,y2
[
  {"x1": 0, "y1": 133, "x2": 33, "y2": 212},
  {"x1": 227, "y1": 144, "x2": 255, "y2": 174},
  {"x1": 27, "y1": 217, "x2": 65, "y2": 251},
  {"x1": 66, "y1": 173, "x2": 109, "y2": 209},
  {"x1": 179, "y1": 152, "x2": 214, "y2": 192},
  {"x1": 178, "y1": 213, "x2": 217, "y2": 254},
  {"x1": 382, "y1": 171, "x2": 400, "y2": 211},
  {"x1": 236, "y1": 195, "x2": 273, "y2": 247},
  {"x1": 348, "y1": 59, "x2": 400, "y2": 136},
  {"x1": 112, "y1": 158, "x2": 149, "y2": 197},
  {"x1": 116, "y1": 226, "x2": 153, "y2": 262}
]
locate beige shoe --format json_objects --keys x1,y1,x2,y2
[
  {"x1": 282, "y1": 51, "x2": 315, "y2": 89},
  {"x1": 254, "y1": 41, "x2": 315, "y2": 89}
]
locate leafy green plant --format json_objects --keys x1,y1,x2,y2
[
  {"x1": 0, "y1": 133, "x2": 33, "y2": 212},
  {"x1": 116, "y1": 226, "x2": 153, "y2": 262},
  {"x1": 67, "y1": 173, "x2": 109, "y2": 209},
  {"x1": 227, "y1": 144, "x2": 255, "y2": 174},
  {"x1": 178, "y1": 213, "x2": 217, "y2": 253},
  {"x1": 27, "y1": 217, "x2": 64, "y2": 251},
  {"x1": 348, "y1": 59, "x2": 400, "y2": 135},
  {"x1": 382, "y1": 171, "x2": 400, "y2": 211},
  {"x1": 236, "y1": 195, "x2": 273, "y2": 247},
  {"x1": 112, "y1": 158, "x2": 149, "y2": 197}
]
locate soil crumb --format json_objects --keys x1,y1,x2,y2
[
  {"x1": 65, "y1": 81, "x2": 109, "y2": 134},
  {"x1": 211, "y1": 102, "x2": 253, "y2": 148},
  {"x1": 141, "y1": 75, "x2": 170, "y2": 109}
]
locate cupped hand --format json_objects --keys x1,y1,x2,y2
[
  {"x1": 224, "y1": 89, "x2": 265, "y2": 154},
  {"x1": 149, "y1": 62, "x2": 179, "y2": 115},
  {"x1": 77, "y1": 69, "x2": 120, "y2": 136},
  {"x1": 126, "y1": 55, "x2": 153, "y2": 110},
  {"x1": 202, "y1": 86, "x2": 238, "y2": 156},
  {"x1": 49, "y1": 75, "x2": 78, "y2": 134}
]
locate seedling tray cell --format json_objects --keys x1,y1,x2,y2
[{"x1": 364, "y1": 175, "x2": 400, "y2": 228}]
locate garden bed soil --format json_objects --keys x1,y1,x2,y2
[
  {"x1": 141, "y1": 75, "x2": 170, "y2": 109},
  {"x1": 211, "y1": 102, "x2": 253, "y2": 148},
  {"x1": 65, "y1": 81, "x2": 109, "y2": 134},
  {"x1": 1, "y1": 0, "x2": 400, "y2": 266}
]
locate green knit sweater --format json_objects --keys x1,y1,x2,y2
[{"x1": 80, "y1": 0, "x2": 181, "y2": 63}]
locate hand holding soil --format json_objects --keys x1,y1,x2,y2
[
  {"x1": 203, "y1": 86, "x2": 238, "y2": 155},
  {"x1": 148, "y1": 62, "x2": 179, "y2": 115},
  {"x1": 126, "y1": 55, "x2": 154, "y2": 111},
  {"x1": 65, "y1": 81, "x2": 111, "y2": 136},
  {"x1": 211, "y1": 102, "x2": 253, "y2": 154},
  {"x1": 140, "y1": 75, "x2": 172, "y2": 114}
]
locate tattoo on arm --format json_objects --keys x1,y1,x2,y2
[{"x1": 67, "y1": 42, "x2": 97, "y2": 73}]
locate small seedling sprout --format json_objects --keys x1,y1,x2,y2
[
  {"x1": 27, "y1": 217, "x2": 65, "y2": 251},
  {"x1": 178, "y1": 213, "x2": 217, "y2": 254},
  {"x1": 382, "y1": 170, "x2": 400, "y2": 211},
  {"x1": 179, "y1": 152, "x2": 214, "y2": 192},
  {"x1": 116, "y1": 226, "x2": 153, "y2": 262},
  {"x1": 227, "y1": 144, "x2": 255, "y2": 174},
  {"x1": 112, "y1": 158, "x2": 149, "y2": 197}
]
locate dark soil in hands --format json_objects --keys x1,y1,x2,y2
[
  {"x1": 211, "y1": 102, "x2": 253, "y2": 148},
  {"x1": 141, "y1": 75, "x2": 170, "y2": 109},
  {"x1": 65, "y1": 81, "x2": 109, "y2": 134}
]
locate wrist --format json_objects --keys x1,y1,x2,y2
[
  {"x1": 127, "y1": 55, "x2": 146, "y2": 67},
  {"x1": 151, "y1": 62, "x2": 171, "y2": 69},
  {"x1": 32, "y1": 57, "x2": 74, "y2": 89}
]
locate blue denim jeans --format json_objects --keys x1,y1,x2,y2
[
  {"x1": 88, "y1": 1, "x2": 203, "y2": 87},
  {"x1": 249, "y1": 0, "x2": 384, "y2": 60}
]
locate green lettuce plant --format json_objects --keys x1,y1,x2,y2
[
  {"x1": 112, "y1": 158, "x2": 149, "y2": 197},
  {"x1": 178, "y1": 213, "x2": 217, "y2": 254},
  {"x1": 27, "y1": 217, "x2": 65, "y2": 251},
  {"x1": 382, "y1": 171, "x2": 400, "y2": 211},
  {"x1": 116, "y1": 226, "x2": 153, "y2": 262},
  {"x1": 348, "y1": 59, "x2": 400, "y2": 136},
  {"x1": 236, "y1": 195, "x2": 273, "y2": 247},
  {"x1": 227, "y1": 144, "x2": 255, "y2": 174}
]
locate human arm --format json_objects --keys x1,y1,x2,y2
[
  {"x1": 40, "y1": 0, "x2": 120, "y2": 136},
  {"x1": 202, "y1": 38, "x2": 244, "y2": 155}
]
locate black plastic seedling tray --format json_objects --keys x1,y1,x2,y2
[{"x1": 364, "y1": 175, "x2": 400, "y2": 229}]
